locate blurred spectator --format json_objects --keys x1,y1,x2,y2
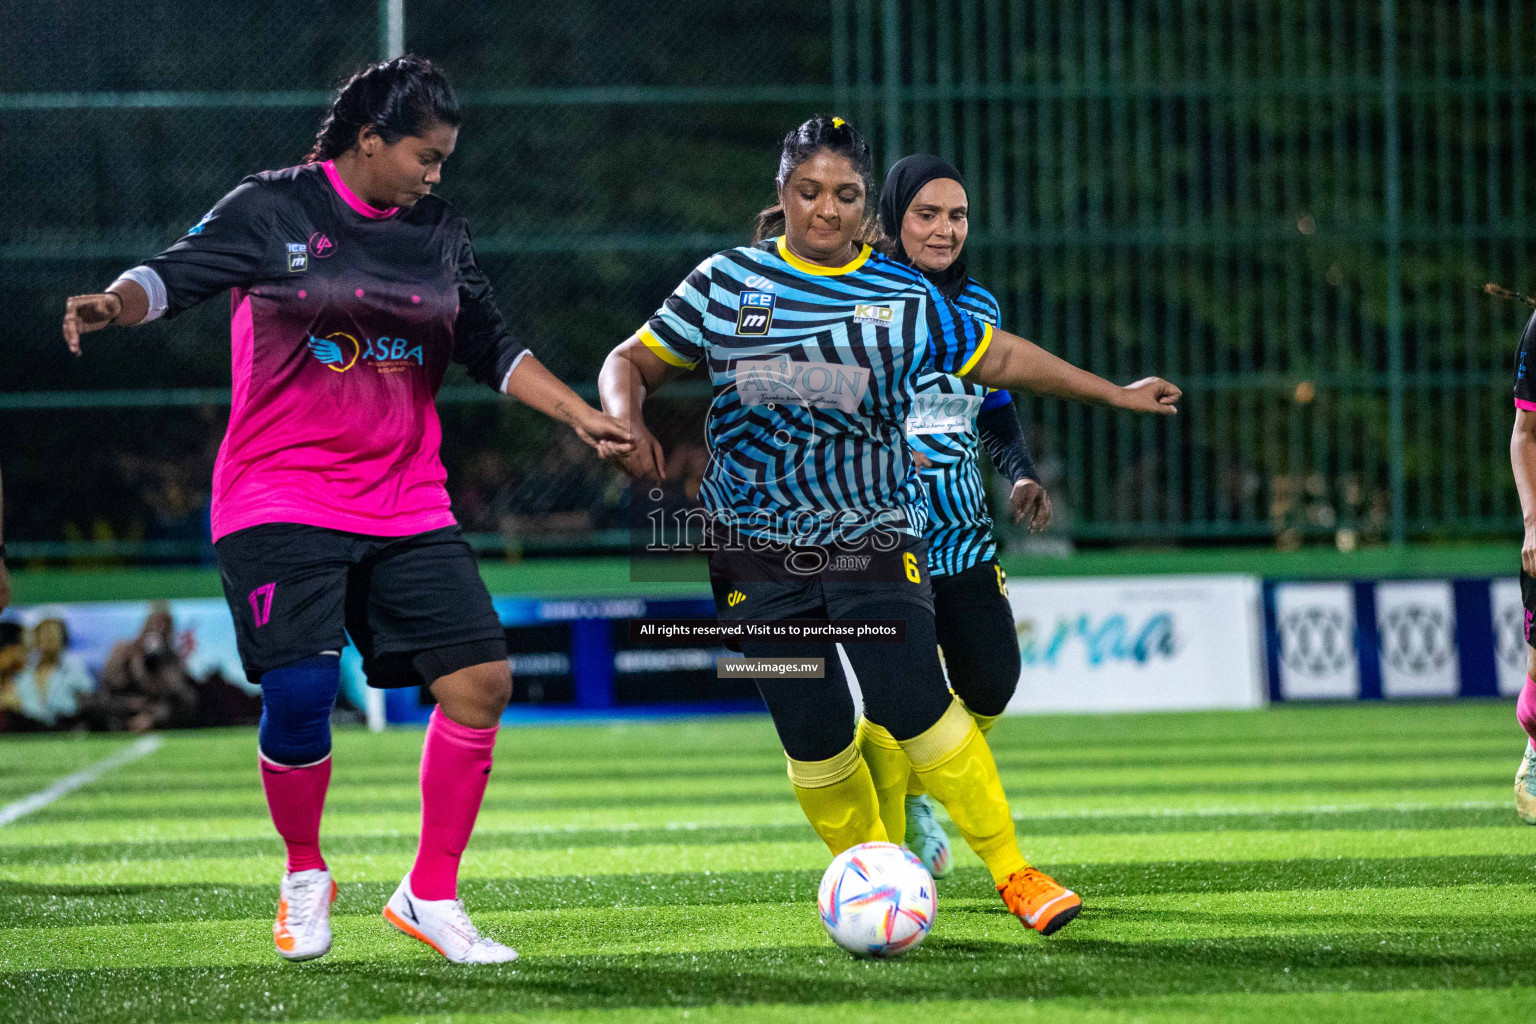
[
  {"x1": 665, "y1": 441, "x2": 709, "y2": 503},
  {"x1": 92, "y1": 603, "x2": 198, "y2": 733},
  {"x1": 194, "y1": 668, "x2": 264, "y2": 728},
  {"x1": 0, "y1": 622, "x2": 25, "y2": 730},
  {"x1": 116, "y1": 451, "x2": 213, "y2": 557},
  {"x1": 454, "y1": 449, "x2": 513, "y2": 533},
  {"x1": 13, "y1": 616, "x2": 97, "y2": 730},
  {"x1": 503, "y1": 432, "x2": 609, "y2": 538}
]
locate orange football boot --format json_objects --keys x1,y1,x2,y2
[{"x1": 997, "y1": 867, "x2": 1081, "y2": 936}]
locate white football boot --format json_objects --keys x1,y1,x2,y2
[
  {"x1": 383, "y1": 874, "x2": 518, "y2": 964},
  {"x1": 273, "y1": 868, "x2": 337, "y2": 961},
  {"x1": 903, "y1": 794, "x2": 954, "y2": 879},
  {"x1": 1516, "y1": 743, "x2": 1536, "y2": 825}
]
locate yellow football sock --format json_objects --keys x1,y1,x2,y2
[
  {"x1": 787, "y1": 740, "x2": 888, "y2": 855},
  {"x1": 905, "y1": 698, "x2": 1003, "y2": 797},
  {"x1": 901, "y1": 699, "x2": 1027, "y2": 885},
  {"x1": 856, "y1": 717, "x2": 911, "y2": 843}
]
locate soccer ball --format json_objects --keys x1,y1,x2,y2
[{"x1": 817, "y1": 841, "x2": 937, "y2": 958}]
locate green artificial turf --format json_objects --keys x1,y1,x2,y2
[{"x1": 1, "y1": 702, "x2": 1534, "y2": 1023}]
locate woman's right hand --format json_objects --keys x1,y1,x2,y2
[
  {"x1": 61, "y1": 293, "x2": 122, "y2": 354},
  {"x1": 1114, "y1": 377, "x2": 1181, "y2": 415},
  {"x1": 1523, "y1": 526, "x2": 1536, "y2": 577},
  {"x1": 598, "y1": 423, "x2": 667, "y2": 481}
]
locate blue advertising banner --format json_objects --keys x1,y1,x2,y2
[{"x1": 1264, "y1": 577, "x2": 1524, "y2": 701}]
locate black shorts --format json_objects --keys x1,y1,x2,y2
[
  {"x1": 1523, "y1": 569, "x2": 1536, "y2": 649},
  {"x1": 708, "y1": 534, "x2": 935, "y2": 625},
  {"x1": 216, "y1": 523, "x2": 506, "y2": 688},
  {"x1": 933, "y1": 558, "x2": 1021, "y2": 717}
]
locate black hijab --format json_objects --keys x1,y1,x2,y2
[{"x1": 878, "y1": 154, "x2": 969, "y2": 297}]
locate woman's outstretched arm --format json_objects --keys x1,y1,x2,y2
[
  {"x1": 597, "y1": 336, "x2": 686, "y2": 480},
  {"x1": 960, "y1": 327, "x2": 1180, "y2": 415}
]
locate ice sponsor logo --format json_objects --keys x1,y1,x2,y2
[
  {"x1": 307, "y1": 331, "x2": 424, "y2": 373},
  {"x1": 736, "y1": 291, "x2": 775, "y2": 335},
  {"x1": 905, "y1": 392, "x2": 983, "y2": 436},
  {"x1": 852, "y1": 304, "x2": 894, "y2": 327},
  {"x1": 732, "y1": 356, "x2": 870, "y2": 414},
  {"x1": 286, "y1": 243, "x2": 308, "y2": 273}
]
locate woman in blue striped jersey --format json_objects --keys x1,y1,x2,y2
[
  {"x1": 599, "y1": 116, "x2": 1179, "y2": 937},
  {"x1": 860, "y1": 154, "x2": 1047, "y2": 881}
]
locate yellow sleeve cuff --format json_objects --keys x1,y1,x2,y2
[
  {"x1": 638, "y1": 325, "x2": 698, "y2": 369},
  {"x1": 954, "y1": 321, "x2": 993, "y2": 378}
]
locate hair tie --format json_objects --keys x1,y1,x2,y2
[{"x1": 832, "y1": 117, "x2": 845, "y2": 128}]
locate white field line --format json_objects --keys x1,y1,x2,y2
[
  {"x1": 417, "y1": 800, "x2": 1517, "y2": 839},
  {"x1": 1008, "y1": 799, "x2": 1508, "y2": 822},
  {"x1": 0, "y1": 735, "x2": 163, "y2": 827}
]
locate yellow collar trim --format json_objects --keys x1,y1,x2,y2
[{"x1": 775, "y1": 236, "x2": 872, "y2": 276}]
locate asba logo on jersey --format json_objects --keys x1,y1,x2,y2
[{"x1": 736, "y1": 291, "x2": 775, "y2": 335}]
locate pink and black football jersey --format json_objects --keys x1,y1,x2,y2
[
  {"x1": 1517, "y1": 308, "x2": 1536, "y2": 413},
  {"x1": 139, "y1": 160, "x2": 527, "y2": 541}
]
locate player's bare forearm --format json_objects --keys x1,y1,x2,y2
[
  {"x1": 62, "y1": 278, "x2": 149, "y2": 354},
  {"x1": 964, "y1": 330, "x2": 1122, "y2": 404},
  {"x1": 599, "y1": 336, "x2": 682, "y2": 420},
  {"x1": 502, "y1": 354, "x2": 632, "y2": 448},
  {"x1": 1512, "y1": 412, "x2": 1536, "y2": 521},
  {"x1": 963, "y1": 329, "x2": 1180, "y2": 415},
  {"x1": 1510, "y1": 411, "x2": 1536, "y2": 575},
  {"x1": 106, "y1": 278, "x2": 149, "y2": 326},
  {"x1": 598, "y1": 348, "x2": 645, "y2": 425},
  {"x1": 597, "y1": 338, "x2": 680, "y2": 479}
]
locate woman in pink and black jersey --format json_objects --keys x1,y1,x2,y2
[{"x1": 59, "y1": 56, "x2": 632, "y2": 965}]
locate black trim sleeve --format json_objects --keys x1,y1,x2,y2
[{"x1": 977, "y1": 397, "x2": 1039, "y2": 484}]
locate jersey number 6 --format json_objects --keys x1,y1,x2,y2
[{"x1": 903, "y1": 551, "x2": 922, "y2": 584}]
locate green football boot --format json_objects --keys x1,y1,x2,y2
[{"x1": 903, "y1": 794, "x2": 953, "y2": 878}]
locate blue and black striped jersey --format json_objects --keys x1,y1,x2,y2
[
  {"x1": 905, "y1": 281, "x2": 1007, "y2": 576},
  {"x1": 639, "y1": 237, "x2": 993, "y2": 545}
]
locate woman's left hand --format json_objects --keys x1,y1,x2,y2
[
  {"x1": 1114, "y1": 377, "x2": 1181, "y2": 414},
  {"x1": 1009, "y1": 479, "x2": 1053, "y2": 532},
  {"x1": 573, "y1": 406, "x2": 636, "y2": 452}
]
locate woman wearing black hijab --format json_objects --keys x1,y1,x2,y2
[{"x1": 856, "y1": 155, "x2": 1049, "y2": 881}]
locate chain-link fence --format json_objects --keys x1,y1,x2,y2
[
  {"x1": 2, "y1": 0, "x2": 828, "y2": 561},
  {"x1": 3, "y1": 0, "x2": 1535, "y2": 562}
]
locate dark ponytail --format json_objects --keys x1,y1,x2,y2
[
  {"x1": 307, "y1": 55, "x2": 462, "y2": 163},
  {"x1": 752, "y1": 115, "x2": 876, "y2": 243}
]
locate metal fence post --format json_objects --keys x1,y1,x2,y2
[
  {"x1": 380, "y1": 0, "x2": 404, "y2": 60},
  {"x1": 1382, "y1": 0, "x2": 1406, "y2": 547},
  {"x1": 882, "y1": 0, "x2": 902, "y2": 172},
  {"x1": 370, "y1": 0, "x2": 404, "y2": 735}
]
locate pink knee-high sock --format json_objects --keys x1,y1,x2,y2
[
  {"x1": 1518, "y1": 677, "x2": 1536, "y2": 744},
  {"x1": 410, "y1": 706, "x2": 498, "y2": 900},
  {"x1": 259, "y1": 754, "x2": 331, "y2": 873}
]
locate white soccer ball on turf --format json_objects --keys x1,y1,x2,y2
[{"x1": 817, "y1": 840, "x2": 937, "y2": 958}]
